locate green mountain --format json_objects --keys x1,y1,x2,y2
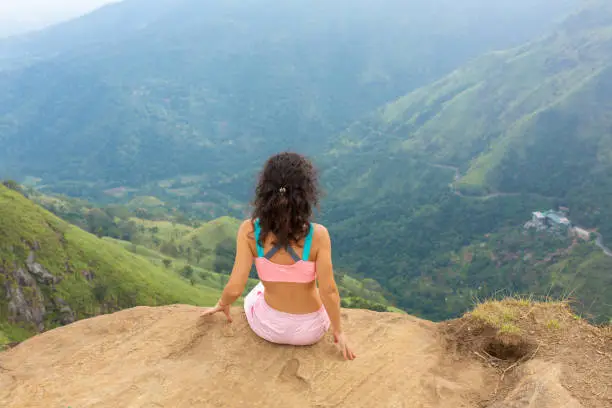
[
  {"x1": 0, "y1": 0, "x2": 576, "y2": 198},
  {"x1": 321, "y1": 1, "x2": 612, "y2": 322},
  {"x1": 0, "y1": 184, "x2": 221, "y2": 347},
  {"x1": 332, "y1": 2, "x2": 612, "y2": 232}
]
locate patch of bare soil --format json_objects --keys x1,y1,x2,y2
[{"x1": 441, "y1": 300, "x2": 611, "y2": 407}]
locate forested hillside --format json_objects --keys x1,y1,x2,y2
[
  {"x1": 329, "y1": 2, "x2": 612, "y2": 234},
  {"x1": 321, "y1": 1, "x2": 612, "y2": 322},
  {"x1": 0, "y1": 0, "x2": 576, "y2": 198}
]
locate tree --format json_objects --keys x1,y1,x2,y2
[
  {"x1": 180, "y1": 265, "x2": 194, "y2": 279},
  {"x1": 93, "y1": 283, "x2": 108, "y2": 303},
  {"x1": 162, "y1": 259, "x2": 173, "y2": 269},
  {"x1": 2, "y1": 180, "x2": 22, "y2": 193},
  {"x1": 86, "y1": 208, "x2": 114, "y2": 237},
  {"x1": 362, "y1": 278, "x2": 383, "y2": 293},
  {"x1": 192, "y1": 239, "x2": 209, "y2": 264},
  {"x1": 135, "y1": 208, "x2": 149, "y2": 219},
  {"x1": 214, "y1": 238, "x2": 236, "y2": 274},
  {"x1": 160, "y1": 242, "x2": 179, "y2": 258}
]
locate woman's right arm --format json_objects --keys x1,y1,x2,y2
[{"x1": 315, "y1": 225, "x2": 356, "y2": 360}]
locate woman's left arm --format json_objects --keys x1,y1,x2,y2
[{"x1": 201, "y1": 220, "x2": 254, "y2": 321}]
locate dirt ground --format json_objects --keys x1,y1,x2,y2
[{"x1": 0, "y1": 302, "x2": 609, "y2": 408}]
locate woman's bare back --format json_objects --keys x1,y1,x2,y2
[{"x1": 244, "y1": 221, "x2": 324, "y2": 314}]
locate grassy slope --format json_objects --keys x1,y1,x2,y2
[
  {"x1": 0, "y1": 185, "x2": 221, "y2": 346},
  {"x1": 121, "y1": 216, "x2": 241, "y2": 273},
  {"x1": 130, "y1": 218, "x2": 195, "y2": 245},
  {"x1": 181, "y1": 216, "x2": 242, "y2": 248},
  {"x1": 104, "y1": 237, "x2": 260, "y2": 296}
]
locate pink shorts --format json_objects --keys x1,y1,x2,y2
[{"x1": 244, "y1": 282, "x2": 331, "y2": 346}]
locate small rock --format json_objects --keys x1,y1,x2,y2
[
  {"x1": 59, "y1": 305, "x2": 76, "y2": 325},
  {"x1": 6, "y1": 267, "x2": 46, "y2": 331},
  {"x1": 81, "y1": 270, "x2": 95, "y2": 281},
  {"x1": 26, "y1": 252, "x2": 57, "y2": 284},
  {"x1": 54, "y1": 297, "x2": 76, "y2": 325}
]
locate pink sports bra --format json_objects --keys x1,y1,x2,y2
[{"x1": 253, "y1": 219, "x2": 316, "y2": 283}]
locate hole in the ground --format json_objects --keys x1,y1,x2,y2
[{"x1": 484, "y1": 338, "x2": 533, "y2": 362}]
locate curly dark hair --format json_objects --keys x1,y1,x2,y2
[{"x1": 251, "y1": 152, "x2": 320, "y2": 249}]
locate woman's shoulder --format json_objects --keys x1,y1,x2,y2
[
  {"x1": 311, "y1": 222, "x2": 327, "y2": 233},
  {"x1": 311, "y1": 222, "x2": 331, "y2": 244},
  {"x1": 240, "y1": 219, "x2": 254, "y2": 227},
  {"x1": 238, "y1": 219, "x2": 255, "y2": 237}
]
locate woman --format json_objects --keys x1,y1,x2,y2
[{"x1": 202, "y1": 152, "x2": 356, "y2": 360}]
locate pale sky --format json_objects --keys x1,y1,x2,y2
[{"x1": 0, "y1": 0, "x2": 121, "y2": 24}]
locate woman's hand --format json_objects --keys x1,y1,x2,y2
[
  {"x1": 334, "y1": 331, "x2": 356, "y2": 360},
  {"x1": 201, "y1": 300, "x2": 233, "y2": 322}
]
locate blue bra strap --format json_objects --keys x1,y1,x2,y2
[
  {"x1": 254, "y1": 219, "x2": 264, "y2": 257},
  {"x1": 302, "y1": 223, "x2": 314, "y2": 261}
]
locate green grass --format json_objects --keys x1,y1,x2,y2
[
  {"x1": 0, "y1": 322, "x2": 33, "y2": 348},
  {"x1": 340, "y1": 275, "x2": 390, "y2": 306},
  {"x1": 471, "y1": 300, "x2": 522, "y2": 335},
  {"x1": 104, "y1": 237, "x2": 168, "y2": 260},
  {"x1": 125, "y1": 216, "x2": 241, "y2": 273},
  {"x1": 177, "y1": 216, "x2": 242, "y2": 270},
  {"x1": 107, "y1": 237, "x2": 258, "y2": 297},
  {"x1": 499, "y1": 322, "x2": 521, "y2": 335},
  {"x1": 181, "y1": 216, "x2": 242, "y2": 248},
  {"x1": 470, "y1": 297, "x2": 574, "y2": 336},
  {"x1": 130, "y1": 218, "x2": 194, "y2": 242},
  {"x1": 0, "y1": 185, "x2": 222, "y2": 344},
  {"x1": 127, "y1": 196, "x2": 165, "y2": 209}
]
